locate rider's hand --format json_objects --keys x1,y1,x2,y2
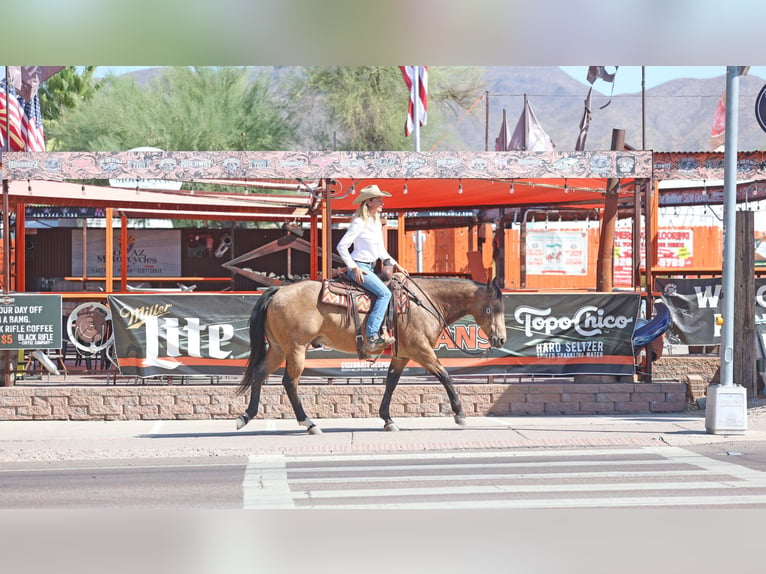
[
  {"x1": 353, "y1": 267, "x2": 366, "y2": 283},
  {"x1": 393, "y1": 262, "x2": 409, "y2": 276}
]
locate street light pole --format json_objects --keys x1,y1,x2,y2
[{"x1": 706, "y1": 66, "x2": 748, "y2": 434}]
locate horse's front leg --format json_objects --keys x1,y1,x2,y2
[
  {"x1": 282, "y1": 352, "x2": 321, "y2": 434},
  {"x1": 430, "y1": 362, "x2": 466, "y2": 427},
  {"x1": 379, "y1": 357, "x2": 408, "y2": 431}
]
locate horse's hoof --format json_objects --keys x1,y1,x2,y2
[
  {"x1": 384, "y1": 422, "x2": 400, "y2": 432},
  {"x1": 454, "y1": 415, "x2": 467, "y2": 427},
  {"x1": 307, "y1": 425, "x2": 323, "y2": 435},
  {"x1": 236, "y1": 415, "x2": 249, "y2": 430}
]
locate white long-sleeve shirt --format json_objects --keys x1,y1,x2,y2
[{"x1": 336, "y1": 216, "x2": 396, "y2": 270}]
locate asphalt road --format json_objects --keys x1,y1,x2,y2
[{"x1": 5, "y1": 443, "x2": 766, "y2": 510}]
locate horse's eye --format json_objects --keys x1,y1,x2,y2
[{"x1": 485, "y1": 307, "x2": 492, "y2": 315}]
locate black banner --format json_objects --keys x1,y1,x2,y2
[
  {"x1": 108, "y1": 292, "x2": 641, "y2": 378},
  {"x1": 655, "y1": 277, "x2": 766, "y2": 346},
  {"x1": 108, "y1": 294, "x2": 258, "y2": 377}
]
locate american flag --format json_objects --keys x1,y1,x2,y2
[
  {"x1": 20, "y1": 93, "x2": 45, "y2": 151},
  {"x1": 400, "y1": 66, "x2": 428, "y2": 137},
  {"x1": 0, "y1": 78, "x2": 26, "y2": 151}
]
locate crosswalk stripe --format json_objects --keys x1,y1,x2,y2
[
  {"x1": 242, "y1": 454, "x2": 294, "y2": 509},
  {"x1": 314, "y1": 494, "x2": 766, "y2": 510},
  {"x1": 242, "y1": 446, "x2": 766, "y2": 509}
]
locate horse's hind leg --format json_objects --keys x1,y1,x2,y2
[
  {"x1": 236, "y1": 347, "x2": 284, "y2": 430},
  {"x1": 282, "y1": 351, "x2": 321, "y2": 434},
  {"x1": 379, "y1": 357, "x2": 408, "y2": 431}
]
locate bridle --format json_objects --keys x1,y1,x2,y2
[{"x1": 399, "y1": 277, "x2": 494, "y2": 358}]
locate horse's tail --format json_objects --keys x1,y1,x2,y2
[{"x1": 237, "y1": 287, "x2": 279, "y2": 394}]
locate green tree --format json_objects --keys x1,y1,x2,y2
[
  {"x1": 39, "y1": 66, "x2": 104, "y2": 150},
  {"x1": 48, "y1": 67, "x2": 296, "y2": 152},
  {"x1": 292, "y1": 66, "x2": 483, "y2": 151}
]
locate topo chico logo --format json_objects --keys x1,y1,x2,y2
[{"x1": 514, "y1": 305, "x2": 633, "y2": 337}]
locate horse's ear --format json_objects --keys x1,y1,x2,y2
[{"x1": 488, "y1": 275, "x2": 501, "y2": 298}]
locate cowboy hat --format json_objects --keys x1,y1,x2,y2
[{"x1": 352, "y1": 184, "x2": 392, "y2": 205}]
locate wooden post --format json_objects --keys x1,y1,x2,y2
[
  {"x1": 322, "y1": 182, "x2": 332, "y2": 280},
  {"x1": 15, "y1": 203, "x2": 25, "y2": 292},
  {"x1": 105, "y1": 208, "x2": 114, "y2": 293},
  {"x1": 310, "y1": 213, "x2": 318, "y2": 280},
  {"x1": 632, "y1": 181, "x2": 643, "y2": 290},
  {"x1": 519, "y1": 209, "x2": 527, "y2": 289},
  {"x1": 597, "y1": 129, "x2": 625, "y2": 292},
  {"x1": 397, "y1": 212, "x2": 406, "y2": 268},
  {"x1": 494, "y1": 209, "x2": 506, "y2": 288},
  {"x1": 120, "y1": 215, "x2": 128, "y2": 292},
  {"x1": 2, "y1": 180, "x2": 11, "y2": 386},
  {"x1": 734, "y1": 210, "x2": 757, "y2": 397}
]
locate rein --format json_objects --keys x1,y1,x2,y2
[{"x1": 400, "y1": 277, "x2": 491, "y2": 358}]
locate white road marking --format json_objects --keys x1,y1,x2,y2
[
  {"x1": 242, "y1": 454, "x2": 294, "y2": 509},
  {"x1": 271, "y1": 446, "x2": 766, "y2": 509}
]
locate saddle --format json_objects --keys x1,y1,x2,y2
[{"x1": 319, "y1": 271, "x2": 410, "y2": 359}]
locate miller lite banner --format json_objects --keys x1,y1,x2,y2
[
  {"x1": 108, "y1": 294, "x2": 258, "y2": 376},
  {"x1": 108, "y1": 292, "x2": 641, "y2": 379}
]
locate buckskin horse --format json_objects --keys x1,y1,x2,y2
[{"x1": 236, "y1": 275, "x2": 507, "y2": 433}]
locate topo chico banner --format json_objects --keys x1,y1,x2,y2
[{"x1": 107, "y1": 291, "x2": 641, "y2": 379}]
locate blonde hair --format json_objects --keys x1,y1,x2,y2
[{"x1": 353, "y1": 201, "x2": 380, "y2": 227}]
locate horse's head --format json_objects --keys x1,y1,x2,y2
[{"x1": 476, "y1": 276, "x2": 506, "y2": 349}]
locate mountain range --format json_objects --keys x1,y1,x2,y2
[{"x1": 126, "y1": 66, "x2": 766, "y2": 153}]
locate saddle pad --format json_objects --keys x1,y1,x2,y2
[{"x1": 320, "y1": 279, "x2": 372, "y2": 313}]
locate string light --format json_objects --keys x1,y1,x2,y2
[
  {"x1": 458, "y1": 179, "x2": 463, "y2": 194},
  {"x1": 403, "y1": 179, "x2": 408, "y2": 195},
  {"x1": 509, "y1": 180, "x2": 515, "y2": 194}
]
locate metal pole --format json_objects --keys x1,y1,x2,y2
[
  {"x1": 720, "y1": 66, "x2": 739, "y2": 388},
  {"x1": 706, "y1": 66, "x2": 747, "y2": 435},
  {"x1": 413, "y1": 66, "x2": 421, "y2": 153},
  {"x1": 641, "y1": 66, "x2": 646, "y2": 150},
  {"x1": 412, "y1": 66, "x2": 424, "y2": 271},
  {"x1": 484, "y1": 91, "x2": 489, "y2": 151}
]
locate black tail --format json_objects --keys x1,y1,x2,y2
[{"x1": 237, "y1": 287, "x2": 279, "y2": 394}]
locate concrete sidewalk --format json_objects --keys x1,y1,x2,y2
[{"x1": 1, "y1": 412, "x2": 766, "y2": 463}]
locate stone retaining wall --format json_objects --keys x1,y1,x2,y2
[{"x1": 0, "y1": 380, "x2": 688, "y2": 421}]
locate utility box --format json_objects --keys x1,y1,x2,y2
[{"x1": 705, "y1": 384, "x2": 747, "y2": 435}]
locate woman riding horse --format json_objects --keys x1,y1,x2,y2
[
  {"x1": 236, "y1": 273, "x2": 507, "y2": 434},
  {"x1": 336, "y1": 184, "x2": 408, "y2": 355}
]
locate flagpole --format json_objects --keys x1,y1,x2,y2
[
  {"x1": 413, "y1": 66, "x2": 421, "y2": 153},
  {"x1": 3, "y1": 66, "x2": 8, "y2": 153},
  {"x1": 412, "y1": 66, "x2": 424, "y2": 272},
  {"x1": 641, "y1": 66, "x2": 646, "y2": 149}
]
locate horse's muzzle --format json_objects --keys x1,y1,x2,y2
[{"x1": 490, "y1": 335, "x2": 506, "y2": 348}]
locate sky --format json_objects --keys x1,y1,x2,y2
[
  {"x1": 93, "y1": 66, "x2": 766, "y2": 95},
  {"x1": 560, "y1": 66, "x2": 766, "y2": 95}
]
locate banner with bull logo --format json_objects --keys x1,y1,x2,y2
[
  {"x1": 655, "y1": 277, "x2": 766, "y2": 346},
  {"x1": 108, "y1": 292, "x2": 641, "y2": 378}
]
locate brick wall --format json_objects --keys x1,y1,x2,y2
[{"x1": 0, "y1": 380, "x2": 688, "y2": 421}]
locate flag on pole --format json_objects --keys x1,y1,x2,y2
[
  {"x1": 20, "y1": 92, "x2": 45, "y2": 151},
  {"x1": 575, "y1": 86, "x2": 593, "y2": 151},
  {"x1": 495, "y1": 108, "x2": 512, "y2": 151},
  {"x1": 400, "y1": 66, "x2": 428, "y2": 137},
  {"x1": 0, "y1": 66, "x2": 63, "y2": 151},
  {"x1": 709, "y1": 68, "x2": 749, "y2": 151},
  {"x1": 710, "y1": 94, "x2": 726, "y2": 151},
  {"x1": 586, "y1": 65, "x2": 618, "y2": 109},
  {"x1": 508, "y1": 96, "x2": 555, "y2": 151},
  {"x1": 0, "y1": 77, "x2": 26, "y2": 151}
]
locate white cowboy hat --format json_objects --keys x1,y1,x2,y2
[{"x1": 352, "y1": 184, "x2": 392, "y2": 205}]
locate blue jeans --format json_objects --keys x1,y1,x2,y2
[{"x1": 347, "y1": 262, "x2": 391, "y2": 338}]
